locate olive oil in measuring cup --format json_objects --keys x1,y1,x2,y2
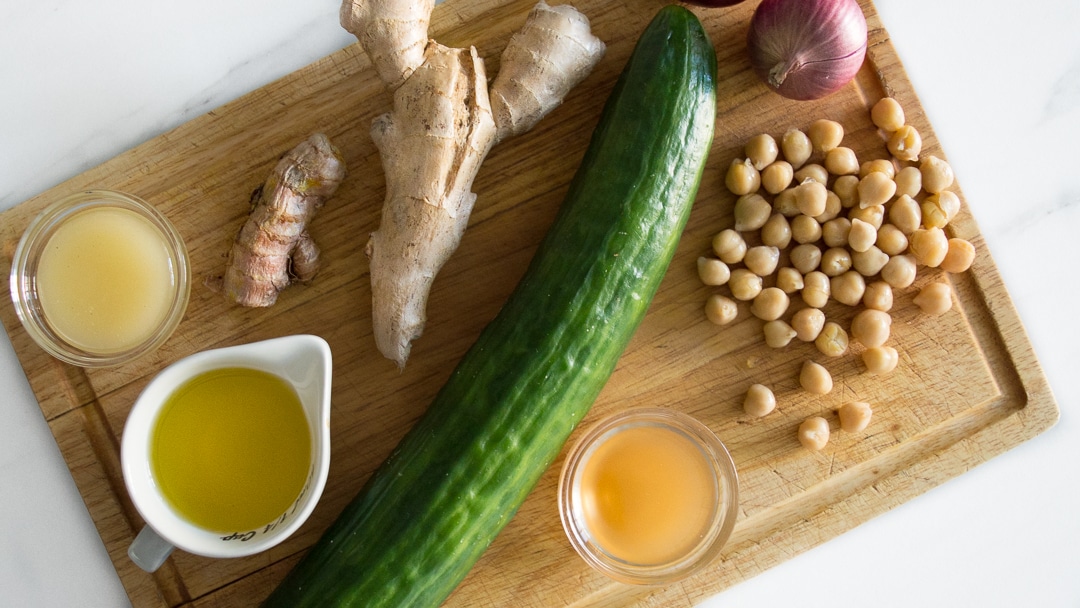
[
  {"x1": 151, "y1": 367, "x2": 313, "y2": 533},
  {"x1": 122, "y1": 335, "x2": 331, "y2": 572}
]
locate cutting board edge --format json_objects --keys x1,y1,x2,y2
[{"x1": 0, "y1": 0, "x2": 1063, "y2": 605}]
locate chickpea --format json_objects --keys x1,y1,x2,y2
[
  {"x1": 729, "y1": 268, "x2": 764, "y2": 301},
  {"x1": 862, "y1": 281, "x2": 894, "y2": 312},
  {"x1": 745, "y1": 133, "x2": 779, "y2": 170},
  {"x1": 697, "y1": 256, "x2": 731, "y2": 286},
  {"x1": 712, "y1": 229, "x2": 747, "y2": 264},
  {"x1": 875, "y1": 223, "x2": 909, "y2": 256},
  {"x1": 921, "y1": 191, "x2": 961, "y2": 229},
  {"x1": 913, "y1": 281, "x2": 953, "y2": 315},
  {"x1": 790, "y1": 243, "x2": 822, "y2": 275},
  {"x1": 837, "y1": 401, "x2": 873, "y2": 433},
  {"x1": 800, "y1": 360, "x2": 833, "y2": 395},
  {"x1": 888, "y1": 194, "x2": 922, "y2": 235},
  {"x1": 705, "y1": 294, "x2": 738, "y2": 325},
  {"x1": 773, "y1": 187, "x2": 801, "y2": 217},
  {"x1": 820, "y1": 247, "x2": 853, "y2": 277},
  {"x1": 791, "y1": 307, "x2": 826, "y2": 342},
  {"x1": 871, "y1": 97, "x2": 905, "y2": 132},
  {"x1": 859, "y1": 158, "x2": 896, "y2": 179},
  {"x1": 808, "y1": 119, "x2": 844, "y2": 155},
  {"x1": 815, "y1": 190, "x2": 843, "y2": 223},
  {"x1": 734, "y1": 193, "x2": 772, "y2": 232},
  {"x1": 893, "y1": 166, "x2": 923, "y2": 199},
  {"x1": 909, "y1": 227, "x2": 948, "y2": 267},
  {"x1": 761, "y1": 213, "x2": 793, "y2": 248},
  {"x1": 940, "y1": 238, "x2": 976, "y2": 273},
  {"x1": 849, "y1": 204, "x2": 885, "y2": 229},
  {"x1": 761, "y1": 160, "x2": 794, "y2": 194},
  {"x1": 920, "y1": 201, "x2": 948, "y2": 230},
  {"x1": 858, "y1": 171, "x2": 897, "y2": 208},
  {"x1": 798, "y1": 416, "x2": 831, "y2": 451},
  {"x1": 760, "y1": 285, "x2": 794, "y2": 319},
  {"x1": 751, "y1": 287, "x2": 790, "y2": 321},
  {"x1": 821, "y1": 217, "x2": 852, "y2": 248},
  {"x1": 802, "y1": 271, "x2": 831, "y2": 308},
  {"x1": 862, "y1": 345, "x2": 899, "y2": 374},
  {"x1": 881, "y1": 254, "x2": 917, "y2": 289},
  {"x1": 848, "y1": 218, "x2": 877, "y2": 253},
  {"x1": 833, "y1": 174, "x2": 860, "y2": 208},
  {"x1": 919, "y1": 155, "x2": 954, "y2": 193},
  {"x1": 852, "y1": 245, "x2": 890, "y2": 277},
  {"x1": 850, "y1": 308, "x2": 892, "y2": 348},
  {"x1": 815, "y1": 321, "x2": 849, "y2": 357},
  {"x1": 743, "y1": 383, "x2": 777, "y2": 417},
  {"x1": 794, "y1": 163, "x2": 829, "y2": 186},
  {"x1": 831, "y1": 270, "x2": 866, "y2": 306},
  {"x1": 888, "y1": 124, "x2": 922, "y2": 161},
  {"x1": 725, "y1": 158, "x2": 760, "y2": 195},
  {"x1": 781, "y1": 128, "x2": 812, "y2": 169},
  {"x1": 763, "y1": 319, "x2": 798, "y2": 348},
  {"x1": 791, "y1": 214, "x2": 823, "y2": 244},
  {"x1": 938, "y1": 190, "x2": 962, "y2": 220},
  {"x1": 824, "y1": 146, "x2": 859, "y2": 176},
  {"x1": 744, "y1": 245, "x2": 781, "y2": 276},
  {"x1": 776, "y1": 267, "x2": 804, "y2": 294},
  {"x1": 795, "y1": 179, "x2": 828, "y2": 216}
]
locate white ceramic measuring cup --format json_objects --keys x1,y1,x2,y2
[{"x1": 121, "y1": 334, "x2": 332, "y2": 572}]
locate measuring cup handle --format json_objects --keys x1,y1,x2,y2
[{"x1": 128, "y1": 525, "x2": 174, "y2": 572}]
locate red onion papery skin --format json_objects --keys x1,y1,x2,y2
[{"x1": 747, "y1": 0, "x2": 868, "y2": 101}]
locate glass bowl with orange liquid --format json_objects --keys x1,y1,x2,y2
[
  {"x1": 558, "y1": 408, "x2": 738, "y2": 585},
  {"x1": 10, "y1": 190, "x2": 190, "y2": 367}
]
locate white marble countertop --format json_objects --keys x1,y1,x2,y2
[{"x1": 1, "y1": 0, "x2": 1076, "y2": 605}]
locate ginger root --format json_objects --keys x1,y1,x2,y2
[
  {"x1": 489, "y1": 2, "x2": 607, "y2": 143},
  {"x1": 345, "y1": 0, "x2": 604, "y2": 367},
  {"x1": 340, "y1": 0, "x2": 434, "y2": 91},
  {"x1": 222, "y1": 133, "x2": 346, "y2": 307}
]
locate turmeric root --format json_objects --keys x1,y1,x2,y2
[
  {"x1": 222, "y1": 133, "x2": 346, "y2": 307},
  {"x1": 344, "y1": 0, "x2": 604, "y2": 367}
]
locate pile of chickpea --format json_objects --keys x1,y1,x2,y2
[{"x1": 701, "y1": 97, "x2": 976, "y2": 451}]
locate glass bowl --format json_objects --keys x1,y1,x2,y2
[
  {"x1": 9, "y1": 190, "x2": 190, "y2": 367},
  {"x1": 558, "y1": 408, "x2": 738, "y2": 585}
]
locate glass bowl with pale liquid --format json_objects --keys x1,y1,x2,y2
[
  {"x1": 558, "y1": 408, "x2": 739, "y2": 585},
  {"x1": 9, "y1": 190, "x2": 190, "y2": 367}
]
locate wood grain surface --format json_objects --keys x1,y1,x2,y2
[{"x1": 0, "y1": 0, "x2": 1059, "y2": 606}]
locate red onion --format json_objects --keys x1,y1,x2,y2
[{"x1": 746, "y1": 0, "x2": 868, "y2": 101}]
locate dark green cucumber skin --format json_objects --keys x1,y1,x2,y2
[{"x1": 265, "y1": 6, "x2": 717, "y2": 607}]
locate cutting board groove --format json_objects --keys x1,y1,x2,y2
[{"x1": 0, "y1": 0, "x2": 1058, "y2": 606}]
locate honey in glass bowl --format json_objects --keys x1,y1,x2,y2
[{"x1": 558, "y1": 408, "x2": 738, "y2": 585}]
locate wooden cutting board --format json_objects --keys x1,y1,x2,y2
[{"x1": 0, "y1": 0, "x2": 1059, "y2": 605}]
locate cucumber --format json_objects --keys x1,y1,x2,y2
[{"x1": 265, "y1": 6, "x2": 717, "y2": 606}]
